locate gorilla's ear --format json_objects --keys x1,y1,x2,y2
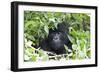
[{"x1": 57, "y1": 22, "x2": 69, "y2": 34}]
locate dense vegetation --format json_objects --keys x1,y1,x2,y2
[{"x1": 24, "y1": 11, "x2": 90, "y2": 62}]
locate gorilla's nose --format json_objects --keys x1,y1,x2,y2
[
  {"x1": 54, "y1": 35, "x2": 59, "y2": 40},
  {"x1": 54, "y1": 37, "x2": 58, "y2": 40}
]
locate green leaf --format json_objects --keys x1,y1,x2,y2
[
  {"x1": 72, "y1": 44, "x2": 77, "y2": 50},
  {"x1": 44, "y1": 25, "x2": 49, "y2": 34},
  {"x1": 38, "y1": 49, "x2": 45, "y2": 57},
  {"x1": 42, "y1": 55, "x2": 48, "y2": 61},
  {"x1": 25, "y1": 21, "x2": 36, "y2": 28},
  {"x1": 28, "y1": 48, "x2": 34, "y2": 53},
  {"x1": 24, "y1": 55, "x2": 30, "y2": 61},
  {"x1": 87, "y1": 49, "x2": 91, "y2": 58},
  {"x1": 64, "y1": 44, "x2": 68, "y2": 52},
  {"x1": 38, "y1": 49, "x2": 48, "y2": 61},
  {"x1": 31, "y1": 55, "x2": 37, "y2": 62},
  {"x1": 76, "y1": 39, "x2": 80, "y2": 46},
  {"x1": 67, "y1": 35, "x2": 75, "y2": 43},
  {"x1": 80, "y1": 39, "x2": 85, "y2": 50}
]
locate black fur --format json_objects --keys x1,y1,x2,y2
[{"x1": 40, "y1": 22, "x2": 72, "y2": 55}]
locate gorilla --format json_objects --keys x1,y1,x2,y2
[{"x1": 39, "y1": 22, "x2": 72, "y2": 55}]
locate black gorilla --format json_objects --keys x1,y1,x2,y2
[{"x1": 40, "y1": 22, "x2": 72, "y2": 55}]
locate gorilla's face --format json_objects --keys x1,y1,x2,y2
[{"x1": 48, "y1": 30, "x2": 65, "y2": 51}]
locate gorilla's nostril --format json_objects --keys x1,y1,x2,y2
[
  {"x1": 55, "y1": 37, "x2": 58, "y2": 40},
  {"x1": 53, "y1": 37, "x2": 59, "y2": 41}
]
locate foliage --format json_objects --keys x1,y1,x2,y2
[
  {"x1": 67, "y1": 28, "x2": 90, "y2": 59},
  {"x1": 24, "y1": 11, "x2": 90, "y2": 62}
]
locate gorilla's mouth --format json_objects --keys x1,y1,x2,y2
[{"x1": 50, "y1": 41, "x2": 64, "y2": 50}]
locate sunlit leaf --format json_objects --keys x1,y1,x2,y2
[
  {"x1": 44, "y1": 25, "x2": 49, "y2": 34},
  {"x1": 72, "y1": 44, "x2": 77, "y2": 50},
  {"x1": 64, "y1": 44, "x2": 68, "y2": 52},
  {"x1": 80, "y1": 39, "x2": 85, "y2": 50},
  {"x1": 31, "y1": 55, "x2": 37, "y2": 62},
  {"x1": 24, "y1": 55, "x2": 30, "y2": 61},
  {"x1": 67, "y1": 35, "x2": 75, "y2": 43}
]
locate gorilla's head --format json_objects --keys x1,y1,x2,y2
[{"x1": 48, "y1": 30, "x2": 66, "y2": 51}]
